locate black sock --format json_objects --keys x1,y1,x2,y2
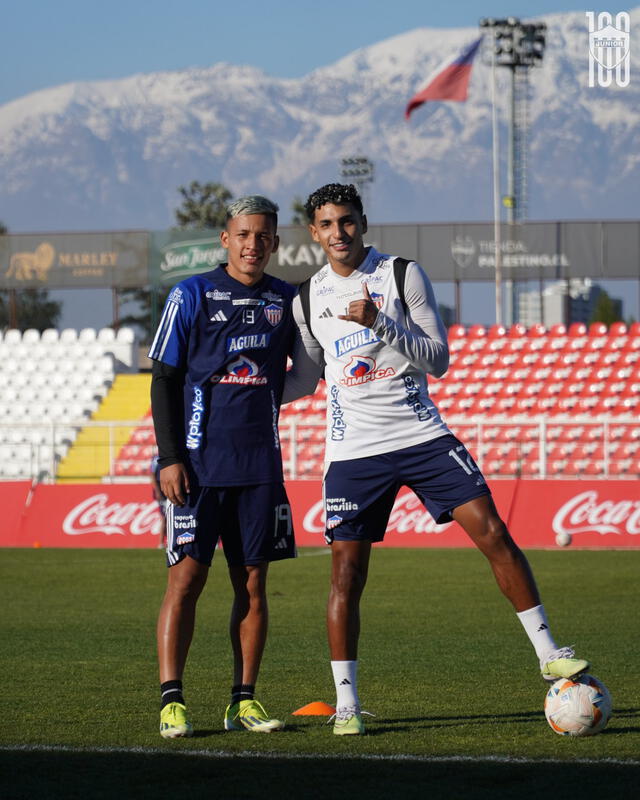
[
  {"x1": 231, "y1": 684, "x2": 255, "y2": 705},
  {"x1": 161, "y1": 680, "x2": 184, "y2": 710}
]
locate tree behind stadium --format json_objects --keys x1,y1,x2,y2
[{"x1": 117, "y1": 182, "x2": 233, "y2": 343}]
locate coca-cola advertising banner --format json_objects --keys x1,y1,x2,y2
[{"x1": 1, "y1": 480, "x2": 639, "y2": 549}]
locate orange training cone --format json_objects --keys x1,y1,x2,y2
[{"x1": 292, "y1": 701, "x2": 336, "y2": 716}]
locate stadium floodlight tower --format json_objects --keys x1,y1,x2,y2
[
  {"x1": 480, "y1": 17, "x2": 547, "y2": 324},
  {"x1": 340, "y1": 156, "x2": 375, "y2": 212}
]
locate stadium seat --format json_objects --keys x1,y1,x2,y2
[
  {"x1": 448, "y1": 324, "x2": 466, "y2": 339},
  {"x1": 608, "y1": 321, "x2": 627, "y2": 336},
  {"x1": 60, "y1": 328, "x2": 78, "y2": 342},
  {"x1": 468, "y1": 324, "x2": 487, "y2": 339},
  {"x1": 567, "y1": 322, "x2": 587, "y2": 337},
  {"x1": 508, "y1": 323, "x2": 527, "y2": 338},
  {"x1": 117, "y1": 327, "x2": 136, "y2": 343},
  {"x1": 487, "y1": 324, "x2": 507, "y2": 338},
  {"x1": 79, "y1": 327, "x2": 97, "y2": 342},
  {"x1": 41, "y1": 328, "x2": 59, "y2": 343},
  {"x1": 3, "y1": 329, "x2": 22, "y2": 345},
  {"x1": 528, "y1": 323, "x2": 547, "y2": 338},
  {"x1": 22, "y1": 329, "x2": 40, "y2": 344},
  {"x1": 589, "y1": 322, "x2": 608, "y2": 337},
  {"x1": 549, "y1": 323, "x2": 567, "y2": 337},
  {"x1": 98, "y1": 328, "x2": 116, "y2": 343}
]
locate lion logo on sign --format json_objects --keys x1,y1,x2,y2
[{"x1": 6, "y1": 242, "x2": 55, "y2": 281}]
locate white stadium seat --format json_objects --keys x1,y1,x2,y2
[
  {"x1": 3, "y1": 329, "x2": 22, "y2": 345},
  {"x1": 98, "y1": 327, "x2": 116, "y2": 343},
  {"x1": 85, "y1": 342, "x2": 104, "y2": 359},
  {"x1": 60, "y1": 328, "x2": 78, "y2": 343},
  {"x1": 79, "y1": 327, "x2": 97, "y2": 342},
  {"x1": 116, "y1": 327, "x2": 135, "y2": 343},
  {"x1": 41, "y1": 328, "x2": 59, "y2": 343},
  {"x1": 1, "y1": 387, "x2": 19, "y2": 404},
  {"x1": 22, "y1": 329, "x2": 41, "y2": 344}
]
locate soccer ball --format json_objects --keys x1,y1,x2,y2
[{"x1": 544, "y1": 674, "x2": 612, "y2": 736}]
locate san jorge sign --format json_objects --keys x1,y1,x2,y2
[{"x1": 151, "y1": 231, "x2": 226, "y2": 285}]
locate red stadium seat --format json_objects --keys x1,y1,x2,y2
[
  {"x1": 548, "y1": 459, "x2": 568, "y2": 476},
  {"x1": 577, "y1": 426, "x2": 604, "y2": 445},
  {"x1": 498, "y1": 459, "x2": 520, "y2": 476},
  {"x1": 557, "y1": 425, "x2": 585, "y2": 442},
  {"x1": 609, "y1": 459, "x2": 632, "y2": 476},
  {"x1": 589, "y1": 322, "x2": 608, "y2": 337},
  {"x1": 549, "y1": 323, "x2": 567, "y2": 337},
  {"x1": 468, "y1": 324, "x2": 487, "y2": 339},
  {"x1": 564, "y1": 459, "x2": 585, "y2": 476},
  {"x1": 609, "y1": 321, "x2": 628, "y2": 336},
  {"x1": 448, "y1": 324, "x2": 466, "y2": 339},
  {"x1": 556, "y1": 396, "x2": 579, "y2": 415},
  {"x1": 568, "y1": 322, "x2": 587, "y2": 337},
  {"x1": 528, "y1": 323, "x2": 547, "y2": 338},
  {"x1": 508, "y1": 323, "x2": 527, "y2": 339},
  {"x1": 487, "y1": 324, "x2": 507, "y2": 338},
  {"x1": 584, "y1": 460, "x2": 605, "y2": 476}
]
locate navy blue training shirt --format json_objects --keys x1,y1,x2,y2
[{"x1": 148, "y1": 265, "x2": 295, "y2": 486}]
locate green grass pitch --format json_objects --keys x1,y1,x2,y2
[{"x1": 1, "y1": 547, "x2": 638, "y2": 799}]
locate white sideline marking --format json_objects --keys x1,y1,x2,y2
[{"x1": 0, "y1": 744, "x2": 638, "y2": 766}]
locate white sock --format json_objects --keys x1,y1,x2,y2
[
  {"x1": 331, "y1": 660, "x2": 360, "y2": 709},
  {"x1": 516, "y1": 604, "x2": 558, "y2": 660}
]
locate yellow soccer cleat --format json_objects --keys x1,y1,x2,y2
[
  {"x1": 331, "y1": 705, "x2": 368, "y2": 736},
  {"x1": 224, "y1": 699, "x2": 285, "y2": 732},
  {"x1": 160, "y1": 702, "x2": 194, "y2": 739},
  {"x1": 541, "y1": 646, "x2": 590, "y2": 682}
]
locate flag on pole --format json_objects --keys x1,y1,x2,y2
[{"x1": 405, "y1": 36, "x2": 483, "y2": 119}]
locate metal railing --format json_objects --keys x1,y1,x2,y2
[{"x1": 0, "y1": 418, "x2": 638, "y2": 483}]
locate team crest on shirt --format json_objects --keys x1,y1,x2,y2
[
  {"x1": 340, "y1": 356, "x2": 395, "y2": 387},
  {"x1": 211, "y1": 355, "x2": 267, "y2": 385},
  {"x1": 327, "y1": 515, "x2": 343, "y2": 530},
  {"x1": 263, "y1": 303, "x2": 283, "y2": 326},
  {"x1": 369, "y1": 291, "x2": 384, "y2": 309}
]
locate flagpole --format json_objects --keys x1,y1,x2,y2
[{"x1": 491, "y1": 31, "x2": 503, "y2": 326}]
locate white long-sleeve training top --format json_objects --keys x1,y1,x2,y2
[{"x1": 283, "y1": 247, "x2": 452, "y2": 464}]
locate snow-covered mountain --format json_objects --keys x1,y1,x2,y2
[{"x1": 0, "y1": 8, "x2": 638, "y2": 232}]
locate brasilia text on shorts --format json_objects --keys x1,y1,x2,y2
[{"x1": 326, "y1": 498, "x2": 360, "y2": 512}]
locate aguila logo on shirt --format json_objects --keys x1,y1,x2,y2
[
  {"x1": 226, "y1": 333, "x2": 271, "y2": 353},
  {"x1": 211, "y1": 355, "x2": 267, "y2": 385},
  {"x1": 334, "y1": 328, "x2": 379, "y2": 357},
  {"x1": 340, "y1": 355, "x2": 395, "y2": 387},
  {"x1": 264, "y1": 303, "x2": 283, "y2": 326}
]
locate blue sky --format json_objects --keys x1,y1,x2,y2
[{"x1": 1, "y1": 1, "x2": 631, "y2": 105}]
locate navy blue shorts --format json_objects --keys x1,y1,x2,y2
[
  {"x1": 166, "y1": 482, "x2": 296, "y2": 567},
  {"x1": 323, "y1": 434, "x2": 491, "y2": 543}
]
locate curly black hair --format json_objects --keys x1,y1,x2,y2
[{"x1": 304, "y1": 183, "x2": 364, "y2": 222}]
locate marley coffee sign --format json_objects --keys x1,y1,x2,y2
[
  {"x1": 0, "y1": 232, "x2": 148, "y2": 289},
  {"x1": 150, "y1": 230, "x2": 226, "y2": 285}
]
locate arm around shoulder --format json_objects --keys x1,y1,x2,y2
[{"x1": 282, "y1": 294, "x2": 325, "y2": 404}]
